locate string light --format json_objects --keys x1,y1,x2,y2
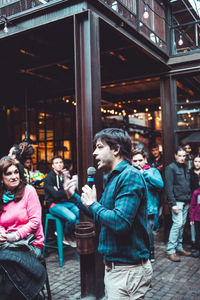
[
  {"x1": 143, "y1": 7, "x2": 149, "y2": 19},
  {"x1": 3, "y1": 21, "x2": 8, "y2": 33},
  {"x1": 178, "y1": 34, "x2": 183, "y2": 46},
  {"x1": 0, "y1": 16, "x2": 8, "y2": 33}
]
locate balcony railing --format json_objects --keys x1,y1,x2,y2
[
  {"x1": 0, "y1": 0, "x2": 168, "y2": 53},
  {"x1": 103, "y1": 0, "x2": 168, "y2": 52},
  {"x1": 171, "y1": 18, "x2": 200, "y2": 55},
  {"x1": 0, "y1": 0, "x2": 48, "y2": 16}
]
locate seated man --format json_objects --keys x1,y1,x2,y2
[{"x1": 44, "y1": 156, "x2": 79, "y2": 247}]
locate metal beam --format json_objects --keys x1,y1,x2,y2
[{"x1": 0, "y1": 0, "x2": 87, "y2": 39}]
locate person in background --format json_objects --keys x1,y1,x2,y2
[
  {"x1": 189, "y1": 181, "x2": 200, "y2": 258},
  {"x1": 64, "y1": 128, "x2": 152, "y2": 299},
  {"x1": 165, "y1": 148, "x2": 191, "y2": 262},
  {"x1": 148, "y1": 143, "x2": 164, "y2": 233},
  {"x1": 190, "y1": 154, "x2": 200, "y2": 193},
  {"x1": 132, "y1": 149, "x2": 164, "y2": 262},
  {"x1": 23, "y1": 157, "x2": 34, "y2": 172},
  {"x1": 22, "y1": 157, "x2": 34, "y2": 184},
  {"x1": 183, "y1": 144, "x2": 193, "y2": 170},
  {"x1": 64, "y1": 159, "x2": 74, "y2": 177},
  {"x1": 44, "y1": 155, "x2": 79, "y2": 247},
  {"x1": 190, "y1": 154, "x2": 200, "y2": 249},
  {"x1": 147, "y1": 143, "x2": 163, "y2": 174},
  {"x1": 8, "y1": 142, "x2": 34, "y2": 184}
]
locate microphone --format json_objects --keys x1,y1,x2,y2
[{"x1": 87, "y1": 167, "x2": 96, "y2": 188}]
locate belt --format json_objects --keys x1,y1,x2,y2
[{"x1": 103, "y1": 259, "x2": 148, "y2": 268}]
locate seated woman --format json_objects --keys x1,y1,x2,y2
[{"x1": 0, "y1": 156, "x2": 46, "y2": 299}]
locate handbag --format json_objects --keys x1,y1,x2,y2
[{"x1": 0, "y1": 234, "x2": 37, "y2": 251}]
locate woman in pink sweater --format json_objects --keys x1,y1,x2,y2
[{"x1": 0, "y1": 156, "x2": 44, "y2": 257}]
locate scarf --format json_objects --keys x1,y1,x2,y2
[{"x1": 2, "y1": 190, "x2": 15, "y2": 204}]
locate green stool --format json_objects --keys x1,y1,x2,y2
[{"x1": 43, "y1": 213, "x2": 78, "y2": 267}]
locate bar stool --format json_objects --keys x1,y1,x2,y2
[{"x1": 43, "y1": 213, "x2": 78, "y2": 267}]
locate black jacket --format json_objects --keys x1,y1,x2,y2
[
  {"x1": 190, "y1": 169, "x2": 200, "y2": 194},
  {"x1": 165, "y1": 162, "x2": 191, "y2": 207},
  {"x1": 44, "y1": 170, "x2": 67, "y2": 205},
  {"x1": 0, "y1": 249, "x2": 46, "y2": 300}
]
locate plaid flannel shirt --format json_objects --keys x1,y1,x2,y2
[{"x1": 72, "y1": 160, "x2": 150, "y2": 263}]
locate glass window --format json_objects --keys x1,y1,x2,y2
[{"x1": 177, "y1": 104, "x2": 200, "y2": 130}]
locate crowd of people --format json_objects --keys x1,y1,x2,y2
[{"x1": 0, "y1": 133, "x2": 199, "y2": 299}]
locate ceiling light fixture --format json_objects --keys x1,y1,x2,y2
[{"x1": 21, "y1": 90, "x2": 37, "y2": 145}]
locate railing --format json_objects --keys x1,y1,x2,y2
[
  {"x1": 171, "y1": 18, "x2": 200, "y2": 55},
  {"x1": 0, "y1": 0, "x2": 49, "y2": 16},
  {"x1": 0, "y1": 0, "x2": 168, "y2": 53},
  {"x1": 103, "y1": 0, "x2": 168, "y2": 52}
]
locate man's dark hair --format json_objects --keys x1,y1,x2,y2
[
  {"x1": 64, "y1": 159, "x2": 72, "y2": 170},
  {"x1": 150, "y1": 143, "x2": 159, "y2": 150},
  {"x1": 94, "y1": 128, "x2": 132, "y2": 163},
  {"x1": 175, "y1": 147, "x2": 186, "y2": 155},
  {"x1": 132, "y1": 149, "x2": 146, "y2": 159},
  {"x1": 51, "y1": 155, "x2": 63, "y2": 164}
]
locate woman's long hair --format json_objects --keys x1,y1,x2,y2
[{"x1": 0, "y1": 156, "x2": 26, "y2": 213}]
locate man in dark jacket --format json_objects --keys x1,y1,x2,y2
[
  {"x1": 148, "y1": 143, "x2": 163, "y2": 174},
  {"x1": 165, "y1": 148, "x2": 191, "y2": 262},
  {"x1": 44, "y1": 156, "x2": 79, "y2": 247}
]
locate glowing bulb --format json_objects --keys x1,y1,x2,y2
[
  {"x1": 143, "y1": 7, "x2": 149, "y2": 19},
  {"x1": 3, "y1": 22, "x2": 8, "y2": 33},
  {"x1": 178, "y1": 35, "x2": 183, "y2": 46}
]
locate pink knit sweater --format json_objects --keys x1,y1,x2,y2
[{"x1": 0, "y1": 185, "x2": 44, "y2": 249}]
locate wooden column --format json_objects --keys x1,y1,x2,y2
[
  {"x1": 74, "y1": 11, "x2": 104, "y2": 299},
  {"x1": 160, "y1": 75, "x2": 176, "y2": 166},
  {"x1": 74, "y1": 10, "x2": 102, "y2": 191},
  {"x1": 160, "y1": 75, "x2": 177, "y2": 241}
]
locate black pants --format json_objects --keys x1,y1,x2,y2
[{"x1": 194, "y1": 221, "x2": 200, "y2": 250}]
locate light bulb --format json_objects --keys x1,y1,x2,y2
[
  {"x1": 143, "y1": 7, "x2": 149, "y2": 19},
  {"x1": 178, "y1": 35, "x2": 183, "y2": 46},
  {"x1": 3, "y1": 22, "x2": 8, "y2": 33}
]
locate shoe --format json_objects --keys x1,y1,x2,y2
[
  {"x1": 177, "y1": 249, "x2": 191, "y2": 256},
  {"x1": 54, "y1": 232, "x2": 73, "y2": 246},
  {"x1": 65, "y1": 239, "x2": 77, "y2": 248},
  {"x1": 167, "y1": 253, "x2": 181, "y2": 262},
  {"x1": 191, "y1": 250, "x2": 200, "y2": 258},
  {"x1": 150, "y1": 250, "x2": 155, "y2": 263}
]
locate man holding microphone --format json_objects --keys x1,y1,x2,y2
[{"x1": 64, "y1": 128, "x2": 152, "y2": 299}]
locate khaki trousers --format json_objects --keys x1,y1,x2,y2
[{"x1": 104, "y1": 260, "x2": 152, "y2": 300}]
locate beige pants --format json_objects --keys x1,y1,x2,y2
[{"x1": 104, "y1": 260, "x2": 152, "y2": 300}]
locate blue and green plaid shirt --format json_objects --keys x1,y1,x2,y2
[{"x1": 72, "y1": 160, "x2": 150, "y2": 263}]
